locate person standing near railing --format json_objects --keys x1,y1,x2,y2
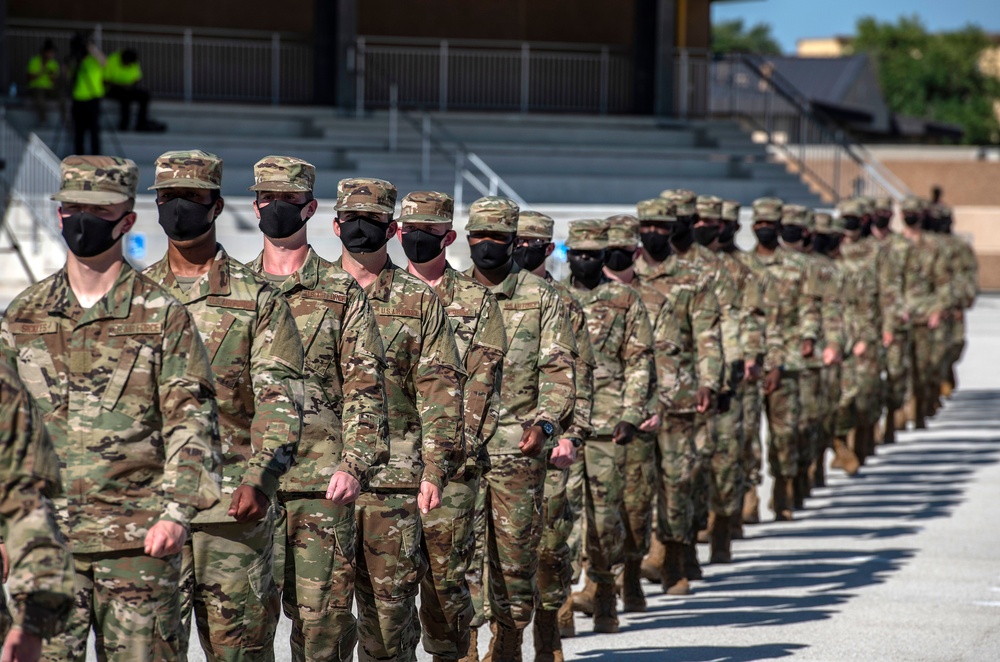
[
  {"x1": 68, "y1": 33, "x2": 105, "y2": 155},
  {"x1": 26, "y1": 39, "x2": 63, "y2": 126},
  {"x1": 104, "y1": 49, "x2": 166, "y2": 133}
]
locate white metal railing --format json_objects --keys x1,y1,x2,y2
[
  {"x1": 4, "y1": 20, "x2": 312, "y2": 104},
  {"x1": 355, "y1": 36, "x2": 632, "y2": 115}
]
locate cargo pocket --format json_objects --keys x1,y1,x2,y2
[
  {"x1": 242, "y1": 538, "x2": 278, "y2": 649},
  {"x1": 389, "y1": 509, "x2": 425, "y2": 601},
  {"x1": 101, "y1": 340, "x2": 155, "y2": 420},
  {"x1": 330, "y1": 509, "x2": 357, "y2": 610}
]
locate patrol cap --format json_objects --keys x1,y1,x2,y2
[
  {"x1": 901, "y1": 196, "x2": 924, "y2": 214},
  {"x1": 566, "y1": 219, "x2": 608, "y2": 250},
  {"x1": 782, "y1": 204, "x2": 814, "y2": 230},
  {"x1": 668, "y1": 189, "x2": 697, "y2": 217},
  {"x1": 696, "y1": 195, "x2": 723, "y2": 221},
  {"x1": 466, "y1": 196, "x2": 519, "y2": 233},
  {"x1": 398, "y1": 191, "x2": 454, "y2": 224},
  {"x1": 517, "y1": 211, "x2": 555, "y2": 240},
  {"x1": 249, "y1": 155, "x2": 315, "y2": 193},
  {"x1": 51, "y1": 155, "x2": 138, "y2": 204},
  {"x1": 335, "y1": 178, "x2": 397, "y2": 215},
  {"x1": 752, "y1": 197, "x2": 784, "y2": 222},
  {"x1": 721, "y1": 200, "x2": 741, "y2": 223},
  {"x1": 150, "y1": 150, "x2": 222, "y2": 190},
  {"x1": 874, "y1": 196, "x2": 894, "y2": 214},
  {"x1": 637, "y1": 198, "x2": 675, "y2": 222},
  {"x1": 606, "y1": 214, "x2": 640, "y2": 248},
  {"x1": 836, "y1": 198, "x2": 865, "y2": 219},
  {"x1": 855, "y1": 196, "x2": 875, "y2": 215},
  {"x1": 814, "y1": 212, "x2": 835, "y2": 234},
  {"x1": 830, "y1": 214, "x2": 850, "y2": 234}
]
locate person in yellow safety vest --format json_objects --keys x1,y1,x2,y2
[
  {"x1": 104, "y1": 49, "x2": 163, "y2": 132},
  {"x1": 26, "y1": 39, "x2": 63, "y2": 125},
  {"x1": 69, "y1": 32, "x2": 106, "y2": 155}
]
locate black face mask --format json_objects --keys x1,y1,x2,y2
[
  {"x1": 842, "y1": 216, "x2": 861, "y2": 232},
  {"x1": 338, "y1": 217, "x2": 391, "y2": 254},
  {"x1": 400, "y1": 228, "x2": 446, "y2": 264},
  {"x1": 158, "y1": 197, "x2": 216, "y2": 241},
  {"x1": 640, "y1": 231, "x2": 671, "y2": 262},
  {"x1": 470, "y1": 237, "x2": 514, "y2": 271},
  {"x1": 873, "y1": 214, "x2": 891, "y2": 230},
  {"x1": 781, "y1": 225, "x2": 805, "y2": 244},
  {"x1": 812, "y1": 233, "x2": 842, "y2": 255},
  {"x1": 693, "y1": 225, "x2": 719, "y2": 247},
  {"x1": 61, "y1": 211, "x2": 127, "y2": 258},
  {"x1": 903, "y1": 214, "x2": 922, "y2": 228},
  {"x1": 754, "y1": 226, "x2": 780, "y2": 249},
  {"x1": 669, "y1": 217, "x2": 695, "y2": 249},
  {"x1": 568, "y1": 254, "x2": 605, "y2": 288},
  {"x1": 719, "y1": 222, "x2": 738, "y2": 245},
  {"x1": 604, "y1": 247, "x2": 635, "y2": 272},
  {"x1": 513, "y1": 244, "x2": 549, "y2": 272},
  {"x1": 258, "y1": 199, "x2": 311, "y2": 239},
  {"x1": 860, "y1": 218, "x2": 872, "y2": 238}
]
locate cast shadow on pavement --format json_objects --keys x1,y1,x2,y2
[{"x1": 572, "y1": 643, "x2": 806, "y2": 661}]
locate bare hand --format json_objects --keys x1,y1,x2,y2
[
  {"x1": 417, "y1": 481, "x2": 442, "y2": 514},
  {"x1": 764, "y1": 368, "x2": 781, "y2": 396},
  {"x1": 1, "y1": 627, "x2": 43, "y2": 662},
  {"x1": 550, "y1": 438, "x2": 578, "y2": 469},
  {"x1": 144, "y1": 520, "x2": 187, "y2": 558},
  {"x1": 744, "y1": 361, "x2": 761, "y2": 383},
  {"x1": 519, "y1": 425, "x2": 547, "y2": 458},
  {"x1": 928, "y1": 311, "x2": 942, "y2": 329},
  {"x1": 639, "y1": 413, "x2": 661, "y2": 433},
  {"x1": 696, "y1": 387, "x2": 713, "y2": 414},
  {"x1": 853, "y1": 341, "x2": 868, "y2": 358},
  {"x1": 882, "y1": 331, "x2": 894, "y2": 348},
  {"x1": 801, "y1": 339, "x2": 815, "y2": 358},
  {"x1": 612, "y1": 421, "x2": 637, "y2": 445},
  {"x1": 1, "y1": 542, "x2": 8, "y2": 582},
  {"x1": 822, "y1": 345, "x2": 840, "y2": 366},
  {"x1": 228, "y1": 485, "x2": 269, "y2": 523},
  {"x1": 326, "y1": 471, "x2": 362, "y2": 505}
]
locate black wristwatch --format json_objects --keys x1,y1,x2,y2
[
  {"x1": 537, "y1": 420, "x2": 555, "y2": 437},
  {"x1": 568, "y1": 437, "x2": 584, "y2": 448}
]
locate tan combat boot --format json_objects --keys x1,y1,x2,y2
[
  {"x1": 832, "y1": 437, "x2": 860, "y2": 476},
  {"x1": 660, "y1": 541, "x2": 691, "y2": 595},
  {"x1": 742, "y1": 487, "x2": 760, "y2": 524},
  {"x1": 532, "y1": 608, "x2": 563, "y2": 662},
  {"x1": 621, "y1": 558, "x2": 647, "y2": 613},
  {"x1": 697, "y1": 511, "x2": 715, "y2": 544},
  {"x1": 710, "y1": 512, "x2": 733, "y2": 563},
  {"x1": 458, "y1": 627, "x2": 479, "y2": 662},
  {"x1": 894, "y1": 407, "x2": 909, "y2": 434},
  {"x1": 484, "y1": 621, "x2": 523, "y2": 662},
  {"x1": 592, "y1": 581, "x2": 620, "y2": 634},
  {"x1": 569, "y1": 576, "x2": 596, "y2": 616},
  {"x1": 640, "y1": 537, "x2": 665, "y2": 583},
  {"x1": 556, "y1": 596, "x2": 575, "y2": 639},
  {"x1": 772, "y1": 477, "x2": 794, "y2": 521}
]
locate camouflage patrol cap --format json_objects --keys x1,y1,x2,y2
[
  {"x1": 249, "y1": 155, "x2": 315, "y2": 192},
  {"x1": 752, "y1": 197, "x2": 784, "y2": 222},
  {"x1": 901, "y1": 196, "x2": 925, "y2": 214},
  {"x1": 855, "y1": 196, "x2": 875, "y2": 215},
  {"x1": 722, "y1": 200, "x2": 741, "y2": 223},
  {"x1": 335, "y1": 178, "x2": 397, "y2": 214},
  {"x1": 668, "y1": 189, "x2": 698, "y2": 217},
  {"x1": 517, "y1": 211, "x2": 555, "y2": 239},
  {"x1": 606, "y1": 214, "x2": 640, "y2": 248},
  {"x1": 836, "y1": 198, "x2": 865, "y2": 219},
  {"x1": 51, "y1": 155, "x2": 138, "y2": 204},
  {"x1": 874, "y1": 196, "x2": 894, "y2": 214},
  {"x1": 814, "y1": 212, "x2": 835, "y2": 235},
  {"x1": 149, "y1": 150, "x2": 222, "y2": 190},
  {"x1": 566, "y1": 219, "x2": 608, "y2": 250},
  {"x1": 637, "y1": 198, "x2": 675, "y2": 221},
  {"x1": 398, "y1": 191, "x2": 454, "y2": 224},
  {"x1": 782, "y1": 204, "x2": 814, "y2": 230},
  {"x1": 696, "y1": 195, "x2": 723, "y2": 220},
  {"x1": 659, "y1": 189, "x2": 678, "y2": 200},
  {"x1": 830, "y1": 213, "x2": 850, "y2": 234},
  {"x1": 466, "y1": 196, "x2": 519, "y2": 233}
]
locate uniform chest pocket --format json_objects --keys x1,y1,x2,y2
[
  {"x1": 587, "y1": 305, "x2": 626, "y2": 356},
  {"x1": 100, "y1": 338, "x2": 157, "y2": 416},
  {"x1": 301, "y1": 304, "x2": 344, "y2": 377},
  {"x1": 207, "y1": 312, "x2": 253, "y2": 391}
]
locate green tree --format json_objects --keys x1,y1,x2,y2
[
  {"x1": 712, "y1": 19, "x2": 782, "y2": 56},
  {"x1": 853, "y1": 15, "x2": 1000, "y2": 144}
]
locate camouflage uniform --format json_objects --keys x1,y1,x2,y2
[
  {"x1": 812, "y1": 213, "x2": 846, "y2": 459},
  {"x1": 0, "y1": 364, "x2": 74, "y2": 642},
  {"x1": 932, "y1": 208, "x2": 977, "y2": 394},
  {"x1": 245, "y1": 157, "x2": 389, "y2": 662},
  {"x1": 395, "y1": 192, "x2": 508, "y2": 662},
  {"x1": 2, "y1": 156, "x2": 221, "y2": 662},
  {"x1": 144, "y1": 151, "x2": 305, "y2": 662},
  {"x1": 463, "y1": 197, "x2": 577, "y2": 638}
]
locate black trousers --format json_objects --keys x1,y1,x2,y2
[
  {"x1": 71, "y1": 98, "x2": 101, "y2": 155},
  {"x1": 106, "y1": 84, "x2": 150, "y2": 129}
]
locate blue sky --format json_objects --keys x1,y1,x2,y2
[{"x1": 712, "y1": 0, "x2": 1000, "y2": 53}]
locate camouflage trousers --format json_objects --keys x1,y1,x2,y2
[
  {"x1": 910, "y1": 324, "x2": 939, "y2": 424},
  {"x1": 655, "y1": 413, "x2": 697, "y2": 545},
  {"x1": 710, "y1": 388, "x2": 746, "y2": 517},
  {"x1": 583, "y1": 438, "x2": 626, "y2": 585},
  {"x1": 621, "y1": 432, "x2": 656, "y2": 561},
  {"x1": 691, "y1": 413, "x2": 717, "y2": 536},
  {"x1": 884, "y1": 331, "x2": 911, "y2": 412},
  {"x1": 182, "y1": 515, "x2": 280, "y2": 662},
  {"x1": 765, "y1": 373, "x2": 801, "y2": 479},
  {"x1": 797, "y1": 368, "x2": 824, "y2": 475},
  {"x1": 42, "y1": 549, "x2": 183, "y2": 662},
  {"x1": 822, "y1": 364, "x2": 843, "y2": 449},
  {"x1": 466, "y1": 454, "x2": 545, "y2": 630},
  {"x1": 741, "y1": 382, "x2": 764, "y2": 486},
  {"x1": 536, "y1": 462, "x2": 573, "y2": 610},
  {"x1": 272, "y1": 493, "x2": 356, "y2": 662},
  {"x1": 838, "y1": 347, "x2": 882, "y2": 433},
  {"x1": 355, "y1": 490, "x2": 426, "y2": 662},
  {"x1": 420, "y1": 468, "x2": 480, "y2": 660},
  {"x1": 566, "y1": 457, "x2": 587, "y2": 583},
  {"x1": 944, "y1": 315, "x2": 966, "y2": 388}
]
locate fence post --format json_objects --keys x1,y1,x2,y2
[
  {"x1": 833, "y1": 147, "x2": 842, "y2": 202},
  {"x1": 520, "y1": 42, "x2": 530, "y2": 113},
  {"x1": 355, "y1": 37, "x2": 366, "y2": 119},
  {"x1": 678, "y1": 49, "x2": 689, "y2": 120},
  {"x1": 454, "y1": 152, "x2": 464, "y2": 215},
  {"x1": 599, "y1": 46, "x2": 609, "y2": 115},
  {"x1": 389, "y1": 84, "x2": 398, "y2": 153},
  {"x1": 422, "y1": 114, "x2": 431, "y2": 183},
  {"x1": 183, "y1": 29, "x2": 193, "y2": 103},
  {"x1": 271, "y1": 33, "x2": 281, "y2": 106},
  {"x1": 94, "y1": 24, "x2": 103, "y2": 51},
  {"x1": 439, "y1": 40, "x2": 449, "y2": 112}
]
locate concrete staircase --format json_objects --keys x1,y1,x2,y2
[{"x1": 8, "y1": 101, "x2": 822, "y2": 207}]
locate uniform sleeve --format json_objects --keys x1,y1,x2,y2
[
  {"x1": 930, "y1": 241, "x2": 954, "y2": 315},
  {"x1": 855, "y1": 267, "x2": 881, "y2": 347},
  {"x1": 533, "y1": 290, "x2": 578, "y2": 436},
  {"x1": 693, "y1": 280, "x2": 723, "y2": 393},
  {"x1": 797, "y1": 262, "x2": 822, "y2": 343},
  {"x1": 619, "y1": 294, "x2": 655, "y2": 428},
  {"x1": 0, "y1": 315, "x2": 16, "y2": 370},
  {"x1": 336, "y1": 285, "x2": 390, "y2": 485},
  {"x1": 758, "y1": 274, "x2": 786, "y2": 372},
  {"x1": 462, "y1": 294, "x2": 508, "y2": 463},
  {"x1": 738, "y1": 273, "x2": 766, "y2": 364},
  {"x1": 241, "y1": 290, "x2": 305, "y2": 500},
  {"x1": 415, "y1": 293, "x2": 466, "y2": 490},
  {"x1": 156, "y1": 303, "x2": 223, "y2": 528},
  {"x1": 562, "y1": 303, "x2": 595, "y2": 444},
  {"x1": 820, "y1": 264, "x2": 846, "y2": 353},
  {"x1": 878, "y1": 241, "x2": 906, "y2": 335},
  {"x1": 0, "y1": 374, "x2": 73, "y2": 639}
]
